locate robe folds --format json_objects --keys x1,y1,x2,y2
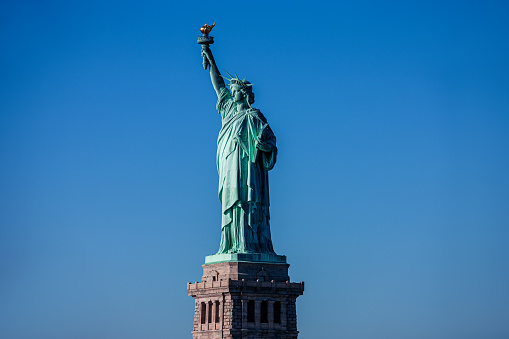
[{"x1": 215, "y1": 87, "x2": 277, "y2": 254}]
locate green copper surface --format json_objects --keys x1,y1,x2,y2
[
  {"x1": 205, "y1": 253, "x2": 287, "y2": 265},
  {"x1": 200, "y1": 36, "x2": 280, "y2": 260}
]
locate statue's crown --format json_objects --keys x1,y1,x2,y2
[{"x1": 221, "y1": 71, "x2": 253, "y2": 91}]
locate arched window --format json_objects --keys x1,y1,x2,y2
[
  {"x1": 260, "y1": 301, "x2": 268, "y2": 323},
  {"x1": 201, "y1": 302, "x2": 206, "y2": 324},
  {"x1": 274, "y1": 301, "x2": 281, "y2": 324},
  {"x1": 247, "y1": 300, "x2": 255, "y2": 323}
]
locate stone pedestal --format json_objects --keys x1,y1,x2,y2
[{"x1": 187, "y1": 261, "x2": 304, "y2": 339}]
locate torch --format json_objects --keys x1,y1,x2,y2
[{"x1": 197, "y1": 23, "x2": 215, "y2": 70}]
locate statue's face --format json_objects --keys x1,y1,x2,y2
[{"x1": 230, "y1": 85, "x2": 245, "y2": 103}]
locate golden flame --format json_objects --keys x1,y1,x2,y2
[{"x1": 200, "y1": 23, "x2": 215, "y2": 34}]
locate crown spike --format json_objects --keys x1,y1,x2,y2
[{"x1": 224, "y1": 70, "x2": 235, "y2": 80}]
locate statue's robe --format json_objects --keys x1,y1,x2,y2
[{"x1": 216, "y1": 87, "x2": 277, "y2": 254}]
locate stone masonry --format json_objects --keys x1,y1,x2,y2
[{"x1": 187, "y1": 261, "x2": 304, "y2": 339}]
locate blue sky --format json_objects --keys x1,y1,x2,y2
[{"x1": 1, "y1": 1, "x2": 508, "y2": 338}]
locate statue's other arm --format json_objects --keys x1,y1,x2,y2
[
  {"x1": 201, "y1": 45, "x2": 226, "y2": 97},
  {"x1": 256, "y1": 125, "x2": 278, "y2": 171}
]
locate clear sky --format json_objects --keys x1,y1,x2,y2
[{"x1": 1, "y1": 1, "x2": 508, "y2": 338}]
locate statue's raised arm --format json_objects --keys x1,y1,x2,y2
[
  {"x1": 197, "y1": 23, "x2": 225, "y2": 97},
  {"x1": 201, "y1": 46, "x2": 225, "y2": 97}
]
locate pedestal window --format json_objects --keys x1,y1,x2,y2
[
  {"x1": 208, "y1": 301, "x2": 213, "y2": 323},
  {"x1": 200, "y1": 302, "x2": 206, "y2": 324},
  {"x1": 260, "y1": 301, "x2": 268, "y2": 323},
  {"x1": 247, "y1": 300, "x2": 255, "y2": 323},
  {"x1": 274, "y1": 301, "x2": 281, "y2": 324},
  {"x1": 215, "y1": 300, "x2": 220, "y2": 323}
]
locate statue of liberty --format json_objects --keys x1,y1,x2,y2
[{"x1": 199, "y1": 25, "x2": 278, "y2": 255}]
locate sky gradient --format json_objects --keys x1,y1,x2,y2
[{"x1": 1, "y1": 1, "x2": 509, "y2": 338}]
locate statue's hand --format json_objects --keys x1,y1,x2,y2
[
  {"x1": 255, "y1": 137, "x2": 273, "y2": 152},
  {"x1": 201, "y1": 46, "x2": 211, "y2": 60},
  {"x1": 201, "y1": 52, "x2": 209, "y2": 70},
  {"x1": 201, "y1": 45, "x2": 213, "y2": 69}
]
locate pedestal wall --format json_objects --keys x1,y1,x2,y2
[
  {"x1": 201, "y1": 261, "x2": 290, "y2": 283},
  {"x1": 187, "y1": 261, "x2": 304, "y2": 339}
]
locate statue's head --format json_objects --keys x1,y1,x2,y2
[{"x1": 222, "y1": 72, "x2": 255, "y2": 105}]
